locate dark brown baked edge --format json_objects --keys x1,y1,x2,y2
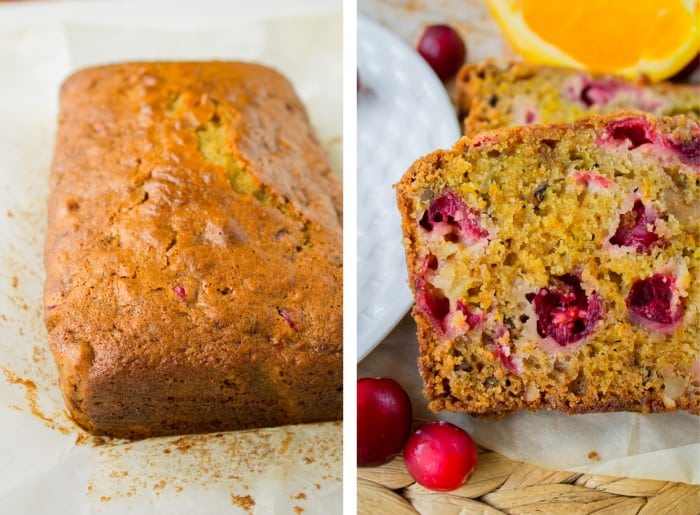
[
  {"x1": 55, "y1": 343, "x2": 342, "y2": 439},
  {"x1": 416, "y1": 327, "x2": 700, "y2": 418}
]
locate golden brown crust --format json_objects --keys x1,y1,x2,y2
[
  {"x1": 456, "y1": 60, "x2": 700, "y2": 136},
  {"x1": 45, "y1": 62, "x2": 342, "y2": 438},
  {"x1": 397, "y1": 112, "x2": 700, "y2": 417}
]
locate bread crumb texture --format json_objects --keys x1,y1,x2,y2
[
  {"x1": 457, "y1": 61, "x2": 700, "y2": 136},
  {"x1": 397, "y1": 111, "x2": 699, "y2": 416}
]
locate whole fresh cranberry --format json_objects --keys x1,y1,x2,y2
[
  {"x1": 357, "y1": 377, "x2": 413, "y2": 467},
  {"x1": 417, "y1": 25, "x2": 467, "y2": 81},
  {"x1": 403, "y1": 421, "x2": 478, "y2": 492}
]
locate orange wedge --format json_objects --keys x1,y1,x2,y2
[{"x1": 487, "y1": 0, "x2": 700, "y2": 81}]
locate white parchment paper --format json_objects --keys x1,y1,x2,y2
[
  {"x1": 0, "y1": 2, "x2": 342, "y2": 513},
  {"x1": 358, "y1": 0, "x2": 700, "y2": 486}
]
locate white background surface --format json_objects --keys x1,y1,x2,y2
[{"x1": 0, "y1": 2, "x2": 343, "y2": 513}]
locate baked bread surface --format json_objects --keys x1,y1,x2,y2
[
  {"x1": 45, "y1": 62, "x2": 342, "y2": 438},
  {"x1": 397, "y1": 112, "x2": 699, "y2": 416},
  {"x1": 457, "y1": 60, "x2": 700, "y2": 136}
]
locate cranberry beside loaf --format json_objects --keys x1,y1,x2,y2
[
  {"x1": 456, "y1": 60, "x2": 700, "y2": 136},
  {"x1": 45, "y1": 62, "x2": 342, "y2": 438},
  {"x1": 396, "y1": 112, "x2": 699, "y2": 416}
]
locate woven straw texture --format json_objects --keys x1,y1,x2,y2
[{"x1": 358, "y1": 441, "x2": 700, "y2": 514}]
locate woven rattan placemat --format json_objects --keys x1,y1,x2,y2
[{"x1": 358, "y1": 440, "x2": 700, "y2": 514}]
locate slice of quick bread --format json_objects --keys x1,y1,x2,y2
[
  {"x1": 456, "y1": 61, "x2": 700, "y2": 136},
  {"x1": 396, "y1": 112, "x2": 699, "y2": 416}
]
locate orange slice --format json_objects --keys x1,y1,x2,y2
[{"x1": 487, "y1": 0, "x2": 700, "y2": 81}]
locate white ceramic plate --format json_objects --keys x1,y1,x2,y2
[{"x1": 357, "y1": 15, "x2": 461, "y2": 361}]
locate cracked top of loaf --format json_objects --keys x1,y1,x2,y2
[{"x1": 44, "y1": 62, "x2": 342, "y2": 435}]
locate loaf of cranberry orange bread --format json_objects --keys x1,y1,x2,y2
[
  {"x1": 396, "y1": 111, "x2": 699, "y2": 416},
  {"x1": 45, "y1": 62, "x2": 342, "y2": 438},
  {"x1": 456, "y1": 60, "x2": 700, "y2": 136}
]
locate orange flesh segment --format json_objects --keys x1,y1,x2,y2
[{"x1": 522, "y1": 0, "x2": 695, "y2": 72}]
